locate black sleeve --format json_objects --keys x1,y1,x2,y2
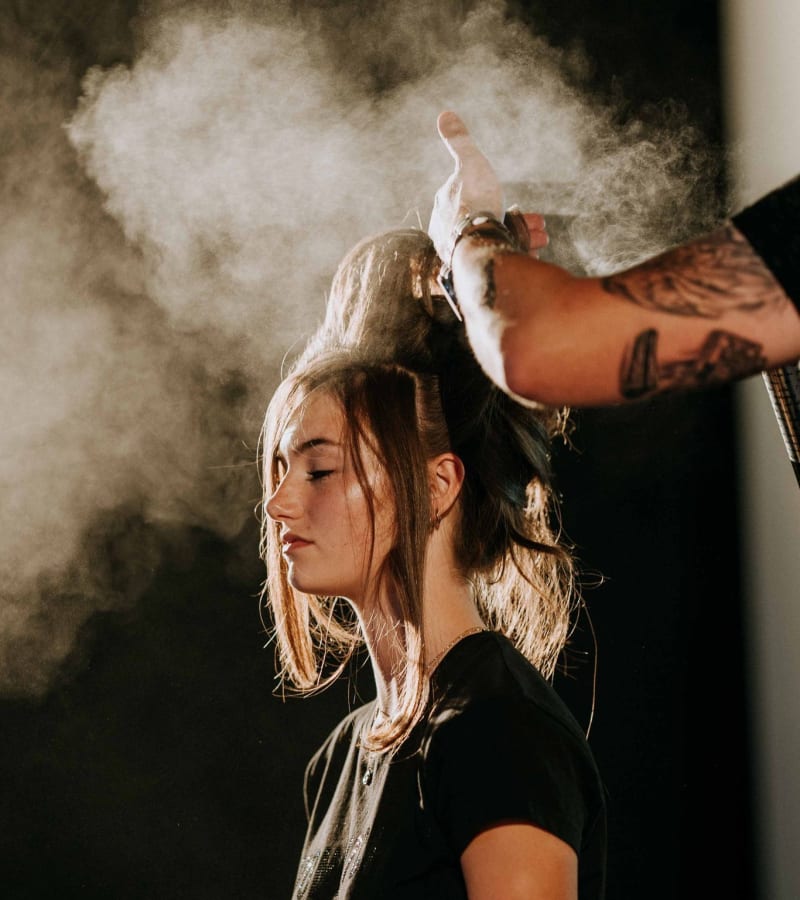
[
  {"x1": 303, "y1": 749, "x2": 323, "y2": 822},
  {"x1": 424, "y1": 696, "x2": 604, "y2": 857},
  {"x1": 302, "y1": 714, "x2": 351, "y2": 822},
  {"x1": 301, "y1": 706, "x2": 368, "y2": 824},
  {"x1": 732, "y1": 175, "x2": 800, "y2": 313}
]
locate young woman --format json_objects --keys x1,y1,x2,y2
[{"x1": 260, "y1": 230, "x2": 607, "y2": 899}]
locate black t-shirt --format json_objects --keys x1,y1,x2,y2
[
  {"x1": 292, "y1": 631, "x2": 607, "y2": 899},
  {"x1": 733, "y1": 174, "x2": 800, "y2": 314}
]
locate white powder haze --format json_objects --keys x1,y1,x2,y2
[{"x1": 2, "y1": 0, "x2": 720, "y2": 694}]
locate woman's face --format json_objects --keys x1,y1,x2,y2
[{"x1": 266, "y1": 390, "x2": 395, "y2": 604}]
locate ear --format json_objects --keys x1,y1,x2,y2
[{"x1": 428, "y1": 452, "x2": 465, "y2": 521}]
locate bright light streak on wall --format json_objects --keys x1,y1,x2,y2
[{"x1": 722, "y1": 3, "x2": 800, "y2": 897}]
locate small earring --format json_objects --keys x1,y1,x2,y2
[{"x1": 431, "y1": 508, "x2": 441, "y2": 530}]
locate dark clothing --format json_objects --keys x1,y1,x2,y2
[
  {"x1": 733, "y1": 174, "x2": 800, "y2": 314},
  {"x1": 293, "y1": 631, "x2": 607, "y2": 899}
]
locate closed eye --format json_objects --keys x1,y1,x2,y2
[{"x1": 308, "y1": 470, "x2": 334, "y2": 481}]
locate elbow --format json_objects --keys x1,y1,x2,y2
[
  {"x1": 502, "y1": 354, "x2": 539, "y2": 403},
  {"x1": 499, "y1": 328, "x2": 554, "y2": 406}
]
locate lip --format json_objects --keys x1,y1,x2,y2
[{"x1": 281, "y1": 533, "x2": 313, "y2": 554}]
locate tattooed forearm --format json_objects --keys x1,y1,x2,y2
[
  {"x1": 603, "y1": 224, "x2": 789, "y2": 319},
  {"x1": 620, "y1": 328, "x2": 767, "y2": 399},
  {"x1": 620, "y1": 330, "x2": 659, "y2": 398}
]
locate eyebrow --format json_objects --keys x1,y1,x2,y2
[{"x1": 275, "y1": 437, "x2": 342, "y2": 462}]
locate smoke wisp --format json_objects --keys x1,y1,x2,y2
[{"x1": 2, "y1": 0, "x2": 721, "y2": 695}]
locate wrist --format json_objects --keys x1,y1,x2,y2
[
  {"x1": 436, "y1": 210, "x2": 530, "y2": 320},
  {"x1": 446, "y1": 212, "x2": 515, "y2": 269}
]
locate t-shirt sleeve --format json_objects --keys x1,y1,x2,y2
[
  {"x1": 302, "y1": 713, "x2": 353, "y2": 822},
  {"x1": 303, "y1": 749, "x2": 323, "y2": 822},
  {"x1": 732, "y1": 175, "x2": 800, "y2": 314},
  {"x1": 424, "y1": 696, "x2": 603, "y2": 858}
]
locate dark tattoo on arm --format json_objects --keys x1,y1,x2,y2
[
  {"x1": 620, "y1": 330, "x2": 660, "y2": 398},
  {"x1": 602, "y1": 224, "x2": 789, "y2": 318},
  {"x1": 620, "y1": 328, "x2": 767, "y2": 399}
]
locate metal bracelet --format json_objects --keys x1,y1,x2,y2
[
  {"x1": 446, "y1": 211, "x2": 515, "y2": 270},
  {"x1": 437, "y1": 209, "x2": 530, "y2": 322}
]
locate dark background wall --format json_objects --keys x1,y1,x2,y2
[{"x1": 0, "y1": 1, "x2": 755, "y2": 898}]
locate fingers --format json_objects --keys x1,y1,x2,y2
[
  {"x1": 523, "y1": 212, "x2": 547, "y2": 239},
  {"x1": 523, "y1": 212, "x2": 548, "y2": 255},
  {"x1": 523, "y1": 213, "x2": 546, "y2": 232},
  {"x1": 437, "y1": 110, "x2": 469, "y2": 142},
  {"x1": 529, "y1": 231, "x2": 549, "y2": 254},
  {"x1": 437, "y1": 109, "x2": 483, "y2": 166}
]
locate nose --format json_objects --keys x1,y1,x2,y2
[{"x1": 266, "y1": 476, "x2": 300, "y2": 522}]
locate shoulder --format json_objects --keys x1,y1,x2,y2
[
  {"x1": 732, "y1": 175, "x2": 800, "y2": 317},
  {"x1": 422, "y1": 632, "x2": 604, "y2": 857},
  {"x1": 309, "y1": 702, "x2": 372, "y2": 760},
  {"x1": 303, "y1": 702, "x2": 374, "y2": 820},
  {"x1": 431, "y1": 631, "x2": 588, "y2": 744}
]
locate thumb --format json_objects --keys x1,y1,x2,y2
[{"x1": 437, "y1": 110, "x2": 479, "y2": 164}]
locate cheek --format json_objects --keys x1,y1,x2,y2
[
  {"x1": 337, "y1": 479, "x2": 395, "y2": 555},
  {"x1": 339, "y1": 483, "x2": 375, "y2": 547}
]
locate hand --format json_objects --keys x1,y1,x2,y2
[
  {"x1": 428, "y1": 111, "x2": 505, "y2": 262},
  {"x1": 522, "y1": 212, "x2": 549, "y2": 258},
  {"x1": 428, "y1": 112, "x2": 549, "y2": 262}
]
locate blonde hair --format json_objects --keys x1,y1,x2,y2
[{"x1": 260, "y1": 230, "x2": 575, "y2": 752}]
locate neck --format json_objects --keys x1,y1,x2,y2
[
  {"x1": 355, "y1": 528, "x2": 484, "y2": 719},
  {"x1": 356, "y1": 594, "x2": 405, "y2": 719},
  {"x1": 420, "y1": 561, "x2": 484, "y2": 672}
]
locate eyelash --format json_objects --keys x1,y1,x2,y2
[{"x1": 308, "y1": 469, "x2": 334, "y2": 481}]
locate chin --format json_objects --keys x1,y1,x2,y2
[
  {"x1": 288, "y1": 569, "x2": 336, "y2": 597},
  {"x1": 288, "y1": 574, "x2": 317, "y2": 595}
]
